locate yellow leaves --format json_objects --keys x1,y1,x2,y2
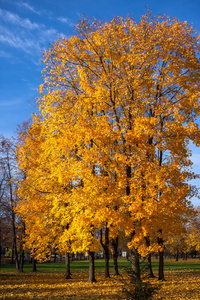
[
  {"x1": 1, "y1": 267, "x2": 200, "y2": 300},
  {"x1": 15, "y1": 13, "x2": 200, "y2": 261}
]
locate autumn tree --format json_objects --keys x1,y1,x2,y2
[{"x1": 16, "y1": 13, "x2": 200, "y2": 283}]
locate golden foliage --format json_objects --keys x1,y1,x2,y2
[{"x1": 15, "y1": 14, "x2": 200, "y2": 259}]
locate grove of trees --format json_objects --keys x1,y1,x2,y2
[{"x1": 1, "y1": 13, "x2": 200, "y2": 285}]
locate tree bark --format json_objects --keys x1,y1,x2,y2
[
  {"x1": 129, "y1": 247, "x2": 141, "y2": 284},
  {"x1": 19, "y1": 248, "x2": 24, "y2": 272},
  {"x1": 65, "y1": 251, "x2": 71, "y2": 279},
  {"x1": 145, "y1": 237, "x2": 155, "y2": 278},
  {"x1": 11, "y1": 241, "x2": 14, "y2": 264},
  {"x1": 88, "y1": 250, "x2": 96, "y2": 283},
  {"x1": 111, "y1": 237, "x2": 119, "y2": 275},
  {"x1": 100, "y1": 226, "x2": 110, "y2": 278},
  {"x1": 126, "y1": 165, "x2": 141, "y2": 283},
  {"x1": 147, "y1": 253, "x2": 155, "y2": 278},
  {"x1": 158, "y1": 250, "x2": 165, "y2": 280},
  {"x1": 104, "y1": 247, "x2": 109, "y2": 278},
  {"x1": 19, "y1": 221, "x2": 25, "y2": 272},
  {"x1": 158, "y1": 232, "x2": 165, "y2": 281}
]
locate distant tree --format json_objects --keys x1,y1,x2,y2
[
  {"x1": 186, "y1": 207, "x2": 200, "y2": 254},
  {"x1": 0, "y1": 136, "x2": 24, "y2": 270}
]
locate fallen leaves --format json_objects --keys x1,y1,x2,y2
[{"x1": 0, "y1": 269, "x2": 200, "y2": 299}]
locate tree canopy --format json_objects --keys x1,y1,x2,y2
[{"x1": 16, "y1": 14, "x2": 200, "y2": 275}]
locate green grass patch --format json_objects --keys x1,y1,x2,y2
[
  {"x1": 1, "y1": 258, "x2": 200, "y2": 274},
  {"x1": 0, "y1": 258, "x2": 132, "y2": 273}
]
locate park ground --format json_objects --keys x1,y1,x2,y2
[{"x1": 0, "y1": 258, "x2": 200, "y2": 299}]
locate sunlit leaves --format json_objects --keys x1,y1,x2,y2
[{"x1": 16, "y1": 13, "x2": 200, "y2": 260}]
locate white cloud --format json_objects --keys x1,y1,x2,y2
[
  {"x1": 0, "y1": 9, "x2": 60, "y2": 56},
  {"x1": 0, "y1": 30, "x2": 41, "y2": 54},
  {"x1": 18, "y1": 2, "x2": 41, "y2": 15},
  {"x1": 57, "y1": 17, "x2": 74, "y2": 27},
  {"x1": 0, "y1": 8, "x2": 41, "y2": 30}
]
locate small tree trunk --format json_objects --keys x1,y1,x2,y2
[
  {"x1": 11, "y1": 215, "x2": 19, "y2": 271},
  {"x1": 147, "y1": 253, "x2": 155, "y2": 278},
  {"x1": 176, "y1": 248, "x2": 179, "y2": 261},
  {"x1": 111, "y1": 237, "x2": 119, "y2": 276},
  {"x1": 19, "y1": 249, "x2": 24, "y2": 272},
  {"x1": 14, "y1": 243, "x2": 19, "y2": 271},
  {"x1": 158, "y1": 230, "x2": 165, "y2": 281},
  {"x1": 88, "y1": 251, "x2": 96, "y2": 283},
  {"x1": 11, "y1": 242, "x2": 14, "y2": 264},
  {"x1": 104, "y1": 246, "x2": 110, "y2": 278},
  {"x1": 145, "y1": 237, "x2": 155, "y2": 278},
  {"x1": 19, "y1": 222, "x2": 25, "y2": 272},
  {"x1": 158, "y1": 250, "x2": 165, "y2": 280},
  {"x1": 65, "y1": 251, "x2": 71, "y2": 279}
]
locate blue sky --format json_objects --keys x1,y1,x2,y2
[{"x1": 0, "y1": 0, "x2": 200, "y2": 205}]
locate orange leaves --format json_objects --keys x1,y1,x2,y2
[
  {"x1": 1, "y1": 267, "x2": 200, "y2": 299},
  {"x1": 15, "y1": 13, "x2": 200, "y2": 261}
]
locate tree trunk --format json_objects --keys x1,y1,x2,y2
[
  {"x1": 11, "y1": 212, "x2": 19, "y2": 271},
  {"x1": 19, "y1": 248, "x2": 24, "y2": 272},
  {"x1": 129, "y1": 247, "x2": 141, "y2": 284},
  {"x1": 88, "y1": 251, "x2": 96, "y2": 283},
  {"x1": 104, "y1": 246, "x2": 110, "y2": 278},
  {"x1": 11, "y1": 241, "x2": 14, "y2": 264},
  {"x1": 126, "y1": 165, "x2": 141, "y2": 284},
  {"x1": 157, "y1": 232, "x2": 165, "y2": 281},
  {"x1": 19, "y1": 222, "x2": 25, "y2": 272},
  {"x1": 158, "y1": 250, "x2": 165, "y2": 280},
  {"x1": 176, "y1": 248, "x2": 179, "y2": 261},
  {"x1": 65, "y1": 251, "x2": 71, "y2": 279},
  {"x1": 111, "y1": 237, "x2": 119, "y2": 275},
  {"x1": 7, "y1": 155, "x2": 19, "y2": 271},
  {"x1": 100, "y1": 226, "x2": 110, "y2": 278},
  {"x1": 145, "y1": 237, "x2": 155, "y2": 278},
  {"x1": 14, "y1": 242, "x2": 19, "y2": 271},
  {"x1": 147, "y1": 253, "x2": 155, "y2": 278}
]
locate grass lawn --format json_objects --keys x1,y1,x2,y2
[
  {"x1": 0, "y1": 258, "x2": 200, "y2": 299},
  {"x1": 1, "y1": 257, "x2": 200, "y2": 273}
]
